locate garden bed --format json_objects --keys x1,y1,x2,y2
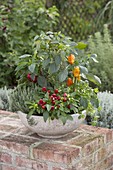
[{"x1": 0, "y1": 110, "x2": 113, "y2": 170}]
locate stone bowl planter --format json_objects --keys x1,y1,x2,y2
[{"x1": 17, "y1": 110, "x2": 86, "y2": 138}]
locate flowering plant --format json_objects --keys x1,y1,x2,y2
[{"x1": 14, "y1": 31, "x2": 101, "y2": 124}]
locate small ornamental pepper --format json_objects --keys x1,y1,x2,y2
[
  {"x1": 68, "y1": 54, "x2": 75, "y2": 64},
  {"x1": 76, "y1": 74, "x2": 81, "y2": 81},
  {"x1": 73, "y1": 67, "x2": 80, "y2": 78},
  {"x1": 27, "y1": 73, "x2": 32, "y2": 81},
  {"x1": 27, "y1": 73, "x2": 37, "y2": 83},
  {"x1": 67, "y1": 78, "x2": 73, "y2": 86}
]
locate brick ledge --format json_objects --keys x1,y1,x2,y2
[{"x1": 0, "y1": 110, "x2": 113, "y2": 170}]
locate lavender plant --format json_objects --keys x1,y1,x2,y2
[{"x1": 95, "y1": 91, "x2": 113, "y2": 129}]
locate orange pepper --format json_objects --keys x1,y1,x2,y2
[
  {"x1": 67, "y1": 78, "x2": 73, "y2": 86},
  {"x1": 68, "y1": 54, "x2": 75, "y2": 64}
]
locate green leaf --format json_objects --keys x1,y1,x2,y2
[
  {"x1": 45, "y1": 92, "x2": 49, "y2": 99},
  {"x1": 51, "y1": 40, "x2": 59, "y2": 44},
  {"x1": 30, "y1": 74, "x2": 35, "y2": 81},
  {"x1": 70, "y1": 105, "x2": 78, "y2": 112},
  {"x1": 90, "y1": 54, "x2": 97, "y2": 58},
  {"x1": 46, "y1": 104, "x2": 51, "y2": 112},
  {"x1": 38, "y1": 76, "x2": 47, "y2": 87},
  {"x1": 59, "y1": 115, "x2": 67, "y2": 125},
  {"x1": 28, "y1": 63, "x2": 36, "y2": 73},
  {"x1": 34, "y1": 35, "x2": 39, "y2": 41},
  {"x1": 90, "y1": 54, "x2": 98, "y2": 63},
  {"x1": 70, "y1": 42, "x2": 77, "y2": 46},
  {"x1": 43, "y1": 111, "x2": 49, "y2": 122},
  {"x1": 49, "y1": 63, "x2": 60, "y2": 73},
  {"x1": 80, "y1": 66, "x2": 88, "y2": 74},
  {"x1": 27, "y1": 109, "x2": 34, "y2": 117},
  {"x1": 46, "y1": 31, "x2": 54, "y2": 35},
  {"x1": 19, "y1": 54, "x2": 31, "y2": 58},
  {"x1": 67, "y1": 115, "x2": 73, "y2": 121},
  {"x1": 80, "y1": 97, "x2": 88, "y2": 109},
  {"x1": 15, "y1": 62, "x2": 28, "y2": 72},
  {"x1": 55, "y1": 56, "x2": 61, "y2": 65},
  {"x1": 86, "y1": 73, "x2": 101, "y2": 86},
  {"x1": 42, "y1": 58, "x2": 50, "y2": 68},
  {"x1": 60, "y1": 51, "x2": 66, "y2": 58},
  {"x1": 78, "y1": 114, "x2": 85, "y2": 119},
  {"x1": 59, "y1": 106, "x2": 64, "y2": 112},
  {"x1": 76, "y1": 42, "x2": 87, "y2": 49},
  {"x1": 90, "y1": 97, "x2": 99, "y2": 108},
  {"x1": 81, "y1": 73, "x2": 86, "y2": 79},
  {"x1": 70, "y1": 92, "x2": 76, "y2": 97},
  {"x1": 91, "y1": 57, "x2": 98, "y2": 63},
  {"x1": 58, "y1": 69, "x2": 68, "y2": 82},
  {"x1": 35, "y1": 41, "x2": 40, "y2": 51}
]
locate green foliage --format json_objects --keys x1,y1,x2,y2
[
  {"x1": 94, "y1": 91, "x2": 113, "y2": 129},
  {"x1": 98, "y1": 0, "x2": 113, "y2": 36},
  {"x1": 9, "y1": 85, "x2": 38, "y2": 113},
  {"x1": 54, "y1": 0, "x2": 108, "y2": 41},
  {"x1": 9, "y1": 85, "x2": 82, "y2": 124},
  {"x1": 88, "y1": 25, "x2": 113, "y2": 92},
  {"x1": 0, "y1": 86, "x2": 13, "y2": 110},
  {"x1": 10, "y1": 81, "x2": 99, "y2": 125},
  {"x1": 16, "y1": 31, "x2": 101, "y2": 87},
  {"x1": 12, "y1": 31, "x2": 100, "y2": 124},
  {"x1": 0, "y1": 0, "x2": 59, "y2": 87}
]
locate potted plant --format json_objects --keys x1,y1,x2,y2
[{"x1": 10, "y1": 31, "x2": 101, "y2": 138}]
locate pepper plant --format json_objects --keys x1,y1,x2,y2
[{"x1": 12, "y1": 31, "x2": 101, "y2": 124}]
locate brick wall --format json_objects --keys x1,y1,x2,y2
[{"x1": 0, "y1": 110, "x2": 113, "y2": 170}]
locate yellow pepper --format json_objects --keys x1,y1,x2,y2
[{"x1": 73, "y1": 67, "x2": 80, "y2": 78}]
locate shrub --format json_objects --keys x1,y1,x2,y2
[
  {"x1": 94, "y1": 91, "x2": 113, "y2": 129},
  {"x1": 0, "y1": 0, "x2": 59, "y2": 87},
  {"x1": 53, "y1": 0, "x2": 108, "y2": 41},
  {"x1": 0, "y1": 87, "x2": 12, "y2": 110},
  {"x1": 88, "y1": 25, "x2": 113, "y2": 92}
]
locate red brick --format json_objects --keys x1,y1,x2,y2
[
  {"x1": 0, "y1": 110, "x2": 15, "y2": 116},
  {"x1": 0, "y1": 124, "x2": 18, "y2": 133},
  {"x1": 67, "y1": 132, "x2": 100, "y2": 156},
  {"x1": 94, "y1": 147, "x2": 107, "y2": 163},
  {"x1": 82, "y1": 138, "x2": 98, "y2": 156},
  {"x1": 32, "y1": 162, "x2": 48, "y2": 170},
  {"x1": 15, "y1": 156, "x2": 34, "y2": 168},
  {"x1": 52, "y1": 168, "x2": 75, "y2": 170},
  {"x1": 52, "y1": 168, "x2": 67, "y2": 170},
  {"x1": 104, "y1": 154, "x2": 113, "y2": 167},
  {"x1": 33, "y1": 142, "x2": 80, "y2": 164},
  {"x1": 0, "y1": 139, "x2": 28, "y2": 156},
  {"x1": 72, "y1": 162, "x2": 83, "y2": 170},
  {"x1": 0, "y1": 134, "x2": 39, "y2": 156},
  {"x1": 57, "y1": 131, "x2": 82, "y2": 142},
  {"x1": 0, "y1": 132, "x2": 6, "y2": 138},
  {"x1": 108, "y1": 167, "x2": 113, "y2": 170},
  {"x1": 93, "y1": 154, "x2": 113, "y2": 170},
  {"x1": 73, "y1": 155, "x2": 94, "y2": 170},
  {"x1": 0, "y1": 152, "x2": 12, "y2": 164},
  {"x1": 97, "y1": 135, "x2": 104, "y2": 148},
  {"x1": 107, "y1": 142, "x2": 113, "y2": 154},
  {"x1": 0, "y1": 117, "x2": 22, "y2": 128},
  {"x1": 79, "y1": 125, "x2": 113, "y2": 143},
  {"x1": 1, "y1": 165, "x2": 17, "y2": 170},
  {"x1": 14, "y1": 126, "x2": 32, "y2": 135}
]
